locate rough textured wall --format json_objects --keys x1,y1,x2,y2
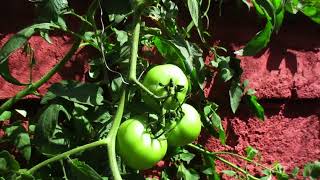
[
  {"x1": 0, "y1": 1, "x2": 319, "y2": 178},
  {"x1": 202, "y1": 5, "x2": 320, "y2": 176}
]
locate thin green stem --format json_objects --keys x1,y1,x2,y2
[
  {"x1": 65, "y1": 11, "x2": 93, "y2": 27},
  {"x1": 131, "y1": 78, "x2": 163, "y2": 99},
  {"x1": 106, "y1": 89, "x2": 126, "y2": 180},
  {"x1": 27, "y1": 139, "x2": 109, "y2": 174},
  {"x1": 187, "y1": 144, "x2": 259, "y2": 180},
  {"x1": 128, "y1": 14, "x2": 141, "y2": 81},
  {"x1": 60, "y1": 160, "x2": 69, "y2": 180},
  {"x1": 103, "y1": 10, "x2": 144, "y2": 180},
  {"x1": 212, "y1": 151, "x2": 272, "y2": 171},
  {"x1": 215, "y1": 156, "x2": 259, "y2": 180}
]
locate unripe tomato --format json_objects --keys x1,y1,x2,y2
[
  {"x1": 166, "y1": 103, "x2": 202, "y2": 147},
  {"x1": 142, "y1": 64, "x2": 189, "y2": 110},
  {"x1": 116, "y1": 116, "x2": 167, "y2": 170}
]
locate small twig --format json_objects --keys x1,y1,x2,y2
[
  {"x1": 60, "y1": 160, "x2": 69, "y2": 180},
  {"x1": 187, "y1": 144, "x2": 260, "y2": 180}
]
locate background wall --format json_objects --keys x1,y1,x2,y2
[{"x1": 1, "y1": 1, "x2": 319, "y2": 177}]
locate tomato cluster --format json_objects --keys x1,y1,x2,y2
[{"x1": 116, "y1": 64, "x2": 202, "y2": 170}]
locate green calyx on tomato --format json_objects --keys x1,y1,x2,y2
[
  {"x1": 165, "y1": 103, "x2": 202, "y2": 147},
  {"x1": 116, "y1": 116, "x2": 167, "y2": 170},
  {"x1": 142, "y1": 64, "x2": 189, "y2": 110}
]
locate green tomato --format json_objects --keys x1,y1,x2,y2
[
  {"x1": 166, "y1": 103, "x2": 202, "y2": 147},
  {"x1": 142, "y1": 64, "x2": 189, "y2": 110},
  {"x1": 116, "y1": 116, "x2": 167, "y2": 170}
]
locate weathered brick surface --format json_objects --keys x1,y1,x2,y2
[
  {"x1": 210, "y1": 7, "x2": 320, "y2": 99},
  {"x1": 0, "y1": 35, "x2": 89, "y2": 99},
  {"x1": 200, "y1": 101, "x2": 320, "y2": 176}
]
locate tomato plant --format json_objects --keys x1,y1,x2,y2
[
  {"x1": 142, "y1": 64, "x2": 189, "y2": 110},
  {"x1": 0, "y1": 0, "x2": 319, "y2": 179},
  {"x1": 166, "y1": 103, "x2": 202, "y2": 147},
  {"x1": 117, "y1": 116, "x2": 167, "y2": 170}
]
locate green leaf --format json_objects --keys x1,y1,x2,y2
[
  {"x1": 229, "y1": 80, "x2": 243, "y2": 113},
  {"x1": 291, "y1": 167, "x2": 299, "y2": 178},
  {"x1": 2, "y1": 122, "x2": 31, "y2": 161},
  {"x1": 186, "y1": 0, "x2": 205, "y2": 41},
  {"x1": 35, "y1": 124, "x2": 70, "y2": 156},
  {"x1": 41, "y1": 80, "x2": 104, "y2": 106},
  {"x1": 303, "y1": 161, "x2": 320, "y2": 180},
  {"x1": 204, "y1": 102, "x2": 226, "y2": 144},
  {"x1": 274, "y1": 163, "x2": 289, "y2": 180},
  {"x1": 234, "y1": 21, "x2": 273, "y2": 56},
  {"x1": 203, "y1": 155, "x2": 220, "y2": 180},
  {"x1": 178, "y1": 150, "x2": 195, "y2": 164},
  {"x1": 217, "y1": 57, "x2": 234, "y2": 82},
  {"x1": 35, "y1": 0, "x2": 69, "y2": 22},
  {"x1": 251, "y1": 0, "x2": 275, "y2": 20},
  {"x1": 72, "y1": 103, "x2": 94, "y2": 137},
  {"x1": 0, "y1": 150, "x2": 20, "y2": 173},
  {"x1": 274, "y1": 9, "x2": 285, "y2": 33},
  {"x1": 187, "y1": 0, "x2": 199, "y2": 27},
  {"x1": 3, "y1": 124, "x2": 21, "y2": 137},
  {"x1": 302, "y1": 6, "x2": 317, "y2": 16},
  {"x1": 153, "y1": 36, "x2": 184, "y2": 68},
  {"x1": 0, "y1": 61, "x2": 26, "y2": 86},
  {"x1": 177, "y1": 163, "x2": 200, "y2": 180},
  {"x1": 245, "y1": 146, "x2": 259, "y2": 160},
  {"x1": 69, "y1": 159, "x2": 103, "y2": 180},
  {"x1": 0, "y1": 23, "x2": 57, "y2": 85},
  {"x1": 260, "y1": 175, "x2": 272, "y2": 180},
  {"x1": 0, "y1": 111, "x2": 11, "y2": 121},
  {"x1": 300, "y1": 4, "x2": 320, "y2": 24},
  {"x1": 113, "y1": 28, "x2": 128, "y2": 46},
  {"x1": 36, "y1": 104, "x2": 70, "y2": 141},
  {"x1": 211, "y1": 111, "x2": 225, "y2": 144},
  {"x1": 88, "y1": 59, "x2": 102, "y2": 79},
  {"x1": 19, "y1": 169, "x2": 35, "y2": 180},
  {"x1": 285, "y1": 0, "x2": 299, "y2": 14},
  {"x1": 222, "y1": 170, "x2": 237, "y2": 177},
  {"x1": 161, "y1": 170, "x2": 171, "y2": 180},
  {"x1": 14, "y1": 133, "x2": 31, "y2": 161},
  {"x1": 171, "y1": 148, "x2": 196, "y2": 164},
  {"x1": 56, "y1": 16, "x2": 67, "y2": 30},
  {"x1": 0, "y1": 23, "x2": 57, "y2": 63},
  {"x1": 247, "y1": 95, "x2": 265, "y2": 120},
  {"x1": 202, "y1": 167, "x2": 215, "y2": 175}
]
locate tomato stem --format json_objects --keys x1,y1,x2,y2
[
  {"x1": 106, "y1": 89, "x2": 126, "y2": 180},
  {"x1": 27, "y1": 139, "x2": 109, "y2": 174},
  {"x1": 212, "y1": 151, "x2": 272, "y2": 171},
  {"x1": 128, "y1": 14, "x2": 141, "y2": 81},
  {"x1": 187, "y1": 144, "x2": 260, "y2": 180}
]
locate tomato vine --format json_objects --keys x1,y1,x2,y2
[{"x1": 0, "y1": 0, "x2": 319, "y2": 180}]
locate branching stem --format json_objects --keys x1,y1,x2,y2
[
  {"x1": 187, "y1": 144, "x2": 260, "y2": 180},
  {"x1": 106, "y1": 89, "x2": 126, "y2": 180},
  {"x1": 27, "y1": 139, "x2": 109, "y2": 174}
]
